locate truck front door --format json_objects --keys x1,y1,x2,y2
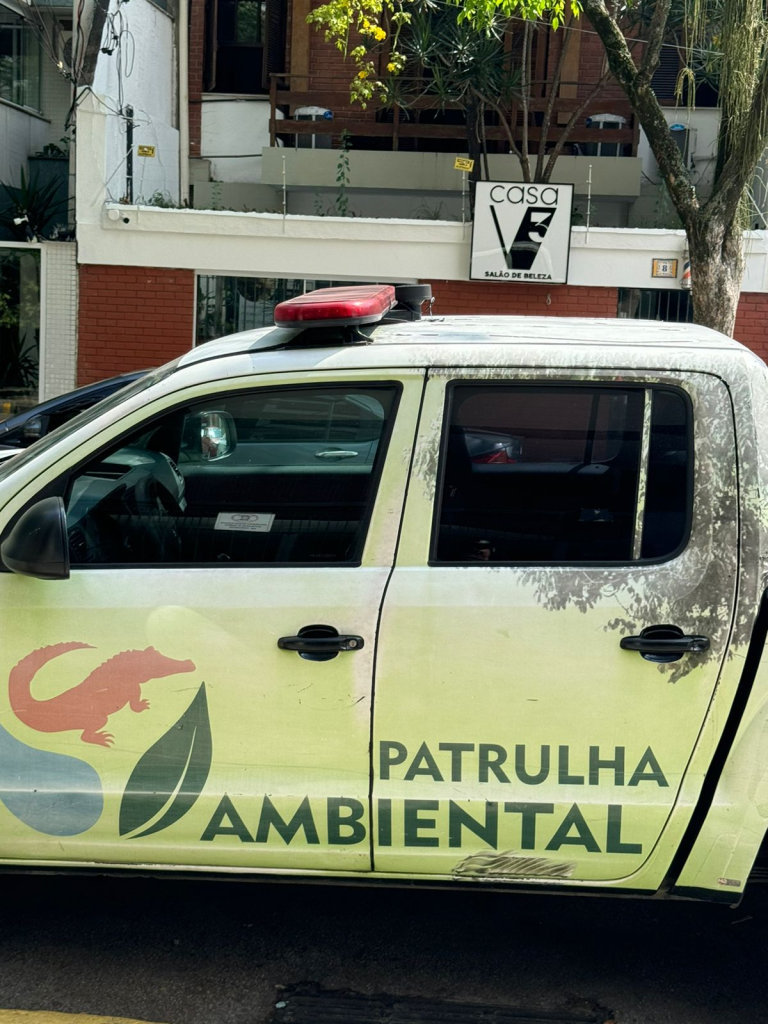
[
  {"x1": 373, "y1": 369, "x2": 738, "y2": 890},
  {"x1": 0, "y1": 369, "x2": 423, "y2": 874}
]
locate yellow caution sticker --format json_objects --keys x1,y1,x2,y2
[
  {"x1": 453, "y1": 156, "x2": 474, "y2": 172},
  {"x1": 137, "y1": 145, "x2": 156, "y2": 158}
]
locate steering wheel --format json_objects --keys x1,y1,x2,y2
[{"x1": 122, "y1": 472, "x2": 183, "y2": 562}]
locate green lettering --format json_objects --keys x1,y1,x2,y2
[
  {"x1": 545, "y1": 804, "x2": 600, "y2": 853},
  {"x1": 448, "y1": 801, "x2": 498, "y2": 849},
  {"x1": 404, "y1": 799, "x2": 440, "y2": 847},
  {"x1": 254, "y1": 795, "x2": 320, "y2": 845},
  {"x1": 558, "y1": 746, "x2": 585, "y2": 785},
  {"x1": 327, "y1": 797, "x2": 366, "y2": 846},
  {"x1": 377, "y1": 798, "x2": 392, "y2": 847},
  {"x1": 606, "y1": 805, "x2": 642, "y2": 854},
  {"x1": 478, "y1": 743, "x2": 510, "y2": 783},
  {"x1": 200, "y1": 795, "x2": 254, "y2": 843},
  {"x1": 380, "y1": 741, "x2": 408, "y2": 780},
  {"x1": 515, "y1": 744, "x2": 550, "y2": 785},
  {"x1": 504, "y1": 802, "x2": 555, "y2": 850},
  {"x1": 404, "y1": 742, "x2": 444, "y2": 782},
  {"x1": 628, "y1": 747, "x2": 669, "y2": 787},
  {"x1": 589, "y1": 746, "x2": 625, "y2": 786},
  {"x1": 439, "y1": 743, "x2": 475, "y2": 782}
]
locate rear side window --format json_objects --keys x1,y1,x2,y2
[{"x1": 433, "y1": 384, "x2": 690, "y2": 564}]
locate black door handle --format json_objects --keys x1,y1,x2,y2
[
  {"x1": 278, "y1": 634, "x2": 364, "y2": 653},
  {"x1": 620, "y1": 625, "x2": 709, "y2": 663},
  {"x1": 278, "y1": 624, "x2": 364, "y2": 661}
]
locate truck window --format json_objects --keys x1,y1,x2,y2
[
  {"x1": 64, "y1": 384, "x2": 398, "y2": 567},
  {"x1": 433, "y1": 384, "x2": 690, "y2": 564}
]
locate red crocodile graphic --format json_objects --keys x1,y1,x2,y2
[{"x1": 10, "y1": 643, "x2": 197, "y2": 747}]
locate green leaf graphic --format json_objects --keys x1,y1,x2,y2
[{"x1": 119, "y1": 683, "x2": 212, "y2": 839}]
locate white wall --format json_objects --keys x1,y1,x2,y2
[
  {"x1": 201, "y1": 98, "x2": 280, "y2": 184},
  {"x1": 75, "y1": 183, "x2": 768, "y2": 294},
  {"x1": 89, "y1": 0, "x2": 179, "y2": 203},
  {"x1": 41, "y1": 241, "x2": 78, "y2": 399},
  {"x1": 638, "y1": 107, "x2": 721, "y2": 194},
  {"x1": 0, "y1": 100, "x2": 48, "y2": 185}
]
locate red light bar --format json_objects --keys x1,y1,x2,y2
[{"x1": 274, "y1": 285, "x2": 396, "y2": 328}]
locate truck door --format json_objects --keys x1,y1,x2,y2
[
  {"x1": 0, "y1": 369, "x2": 423, "y2": 874},
  {"x1": 372, "y1": 369, "x2": 738, "y2": 889}
]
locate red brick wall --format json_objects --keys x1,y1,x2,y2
[
  {"x1": 189, "y1": 0, "x2": 205, "y2": 158},
  {"x1": 429, "y1": 280, "x2": 619, "y2": 318},
  {"x1": 78, "y1": 266, "x2": 196, "y2": 385},
  {"x1": 735, "y1": 293, "x2": 768, "y2": 361}
]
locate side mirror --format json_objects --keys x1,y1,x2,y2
[
  {"x1": 1, "y1": 496, "x2": 70, "y2": 580},
  {"x1": 182, "y1": 410, "x2": 237, "y2": 463}
]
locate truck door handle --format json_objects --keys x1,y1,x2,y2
[
  {"x1": 314, "y1": 449, "x2": 359, "y2": 461},
  {"x1": 278, "y1": 624, "x2": 364, "y2": 658},
  {"x1": 620, "y1": 625, "x2": 710, "y2": 664}
]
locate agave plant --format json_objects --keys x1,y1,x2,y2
[{"x1": 0, "y1": 167, "x2": 70, "y2": 241}]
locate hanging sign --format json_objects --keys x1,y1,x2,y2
[{"x1": 470, "y1": 182, "x2": 574, "y2": 284}]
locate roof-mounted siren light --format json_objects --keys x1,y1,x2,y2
[
  {"x1": 274, "y1": 285, "x2": 397, "y2": 329},
  {"x1": 274, "y1": 283, "x2": 434, "y2": 339}
]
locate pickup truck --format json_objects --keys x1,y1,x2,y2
[{"x1": 0, "y1": 283, "x2": 765, "y2": 905}]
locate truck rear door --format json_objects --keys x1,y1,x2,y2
[{"x1": 372, "y1": 368, "x2": 738, "y2": 890}]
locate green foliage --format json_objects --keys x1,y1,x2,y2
[
  {"x1": 0, "y1": 167, "x2": 69, "y2": 241},
  {"x1": 307, "y1": 0, "x2": 578, "y2": 104}
]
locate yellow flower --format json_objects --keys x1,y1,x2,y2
[
  {"x1": 373, "y1": 26, "x2": 386, "y2": 40},
  {"x1": 387, "y1": 62, "x2": 396, "y2": 72},
  {"x1": 358, "y1": 70, "x2": 368, "y2": 79}
]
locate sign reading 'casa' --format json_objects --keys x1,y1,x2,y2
[{"x1": 470, "y1": 181, "x2": 574, "y2": 285}]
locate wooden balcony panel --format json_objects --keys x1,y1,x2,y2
[{"x1": 272, "y1": 119, "x2": 635, "y2": 145}]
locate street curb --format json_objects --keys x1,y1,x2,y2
[{"x1": 0, "y1": 1013, "x2": 170, "y2": 1024}]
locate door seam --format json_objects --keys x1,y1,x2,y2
[{"x1": 368, "y1": 369, "x2": 430, "y2": 871}]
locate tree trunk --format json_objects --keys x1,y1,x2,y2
[{"x1": 686, "y1": 216, "x2": 745, "y2": 336}]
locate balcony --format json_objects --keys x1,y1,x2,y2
[{"x1": 268, "y1": 74, "x2": 638, "y2": 155}]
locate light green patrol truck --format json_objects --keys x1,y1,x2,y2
[{"x1": 0, "y1": 283, "x2": 766, "y2": 904}]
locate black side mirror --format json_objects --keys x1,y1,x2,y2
[{"x1": 1, "y1": 497, "x2": 70, "y2": 580}]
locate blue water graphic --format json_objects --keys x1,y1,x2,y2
[{"x1": 0, "y1": 722, "x2": 104, "y2": 835}]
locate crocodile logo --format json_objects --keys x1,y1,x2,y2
[{"x1": 9, "y1": 642, "x2": 197, "y2": 746}]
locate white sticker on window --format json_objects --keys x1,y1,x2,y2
[{"x1": 214, "y1": 512, "x2": 275, "y2": 533}]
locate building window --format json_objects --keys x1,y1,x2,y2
[
  {"x1": 205, "y1": 0, "x2": 285, "y2": 94},
  {"x1": 196, "y1": 277, "x2": 374, "y2": 344},
  {"x1": 617, "y1": 288, "x2": 693, "y2": 323},
  {"x1": 0, "y1": 12, "x2": 41, "y2": 111},
  {"x1": 0, "y1": 247, "x2": 41, "y2": 419}
]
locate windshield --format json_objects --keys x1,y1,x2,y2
[{"x1": 0, "y1": 362, "x2": 180, "y2": 485}]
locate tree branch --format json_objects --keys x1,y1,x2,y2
[
  {"x1": 581, "y1": 0, "x2": 699, "y2": 224},
  {"x1": 542, "y1": 66, "x2": 614, "y2": 182},
  {"x1": 636, "y1": 0, "x2": 671, "y2": 86},
  {"x1": 708, "y1": 52, "x2": 768, "y2": 223},
  {"x1": 536, "y1": 16, "x2": 574, "y2": 181}
]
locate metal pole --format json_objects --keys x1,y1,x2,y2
[
  {"x1": 585, "y1": 162, "x2": 593, "y2": 243},
  {"x1": 125, "y1": 105, "x2": 134, "y2": 203},
  {"x1": 282, "y1": 153, "x2": 287, "y2": 225}
]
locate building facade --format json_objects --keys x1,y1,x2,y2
[{"x1": 3, "y1": 0, "x2": 768, "y2": 405}]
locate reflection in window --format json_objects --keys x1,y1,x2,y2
[
  {"x1": 0, "y1": 247, "x2": 41, "y2": 419},
  {"x1": 195, "y1": 276, "x2": 370, "y2": 344},
  {"x1": 434, "y1": 385, "x2": 690, "y2": 565},
  {"x1": 0, "y1": 11, "x2": 41, "y2": 110}
]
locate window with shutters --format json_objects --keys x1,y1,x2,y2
[{"x1": 205, "y1": 0, "x2": 285, "y2": 93}]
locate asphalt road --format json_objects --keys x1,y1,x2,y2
[{"x1": 0, "y1": 872, "x2": 765, "y2": 1024}]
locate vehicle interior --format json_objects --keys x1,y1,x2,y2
[{"x1": 65, "y1": 386, "x2": 397, "y2": 566}]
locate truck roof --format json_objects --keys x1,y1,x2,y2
[{"x1": 178, "y1": 316, "x2": 745, "y2": 371}]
